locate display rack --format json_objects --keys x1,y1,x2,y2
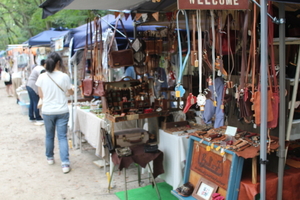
[
  {"x1": 171, "y1": 135, "x2": 244, "y2": 200},
  {"x1": 274, "y1": 38, "x2": 300, "y2": 140}
]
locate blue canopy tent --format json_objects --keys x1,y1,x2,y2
[
  {"x1": 69, "y1": 14, "x2": 144, "y2": 52},
  {"x1": 28, "y1": 28, "x2": 70, "y2": 47}
]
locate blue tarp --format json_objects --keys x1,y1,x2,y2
[
  {"x1": 71, "y1": 15, "x2": 165, "y2": 51},
  {"x1": 71, "y1": 14, "x2": 119, "y2": 50},
  {"x1": 28, "y1": 28, "x2": 70, "y2": 46}
]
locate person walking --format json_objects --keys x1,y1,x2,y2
[
  {"x1": 2, "y1": 68, "x2": 14, "y2": 97},
  {"x1": 12, "y1": 68, "x2": 23, "y2": 104},
  {"x1": 26, "y1": 60, "x2": 45, "y2": 123},
  {"x1": 36, "y1": 52, "x2": 74, "y2": 174}
]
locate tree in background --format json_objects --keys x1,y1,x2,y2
[{"x1": 0, "y1": 0, "x2": 107, "y2": 49}]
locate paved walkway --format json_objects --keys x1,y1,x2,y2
[{"x1": 0, "y1": 81, "x2": 154, "y2": 200}]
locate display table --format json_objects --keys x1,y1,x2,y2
[
  {"x1": 74, "y1": 107, "x2": 136, "y2": 158},
  {"x1": 158, "y1": 129, "x2": 189, "y2": 190}
]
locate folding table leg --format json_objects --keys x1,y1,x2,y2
[
  {"x1": 124, "y1": 168, "x2": 128, "y2": 200},
  {"x1": 108, "y1": 165, "x2": 116, "y2": 193},
  {"x1": 147, "y1": 163, "x2": 161, "y2": 200},
  {"x1": 137, "y1": 164, "x2": 141, "y2": 186}
]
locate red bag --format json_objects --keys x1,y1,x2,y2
[
  {"x1": 81, "y1": 78, "x2": 93, "y2": 97},
  {"x1": 93, "y1": 80, "x2": 105, "y2": 97}
]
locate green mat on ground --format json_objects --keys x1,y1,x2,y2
[{"x1": 115, "y1": 182, "x2": 177, "y2": 200}]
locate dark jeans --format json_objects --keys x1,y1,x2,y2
[{"x1": 26, "y1": 86, "x2": 43, "y2": 121}]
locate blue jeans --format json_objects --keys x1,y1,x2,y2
[
  {"x1": 43, "y1": 113, "x2": 70, "y2": 165},
  {"x1": 26, "y1": 86, "x2": 43, "y2": 121}
]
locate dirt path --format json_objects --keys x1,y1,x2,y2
[{"x1": 0, "y1": 81, "x2": 121, "y2": 200}]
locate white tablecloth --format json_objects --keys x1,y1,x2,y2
[
  {"x1": 158, "y1": 129, "x2": 189, "y2": 190},
  {"x1": 74, "y1": 107, "x2": 136, "y2": 159}
]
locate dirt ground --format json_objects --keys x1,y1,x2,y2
[{"x1": 0, "y1": 81, "x2": 150, "y2": 200}]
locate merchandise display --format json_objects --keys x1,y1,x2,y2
[{"x1": 15, "y1": 1, "x2": 300, "y2": 199}]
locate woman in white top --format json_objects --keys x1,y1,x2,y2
[{"x1": 36, "y1": 52, "x2": 74, "y2": 174}]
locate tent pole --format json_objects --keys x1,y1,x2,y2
[
  {"x1": 277, "y1": 4, "x2": 286, "y2": 200},
  {"x1": 101, "y1": 17, "x2": 128, "y2": 40},
  {"x1": 260, "y1": 1, "x2": 268, "y2": 200}
]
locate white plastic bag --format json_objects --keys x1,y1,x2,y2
[{"x1": 1, "y1": 71, "x2": 10, "y2": 82}]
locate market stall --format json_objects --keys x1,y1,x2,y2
[{"x1": 38, "y1": 0, "x2": 300, "y2": 199}]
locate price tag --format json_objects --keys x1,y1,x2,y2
[
  {"x1": 194, "y1": 60, "x2": 199, "y2": 67},
  {"x1": 206, "y1": 145, "x2": 211, "y2": 151},
  {"x1": 215, "y1": 146, "x2": 221, "y2": 151},
  {"x1": 225, "y1": 126, "x2": 237, "y2": 137},
  {"x1": 175, "y1": 85, "x2": 185, "y2": 97},
  {"x1": 210, "y1": 143, "x2": 214, "y2": 150},
  {"x1": 220, "y1": 148, "x2": 225, "y2": 156},
  {"x1": 213, "y1": 101, "x2": 217, "y2": 107}
]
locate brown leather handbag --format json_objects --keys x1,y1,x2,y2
[
  {"x1": 81, "y1": 18, "x2": 94, "y2": 97},
  {"x1": 81, "y1": 17, "x2": 106, "y2": 97},
  {"x1": 108, "y1": 18, "x2": 134, "y2": 68}
]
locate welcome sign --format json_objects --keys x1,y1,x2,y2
[{"x1": 177, "y1": 0, "x2": 249, "y2": 10}]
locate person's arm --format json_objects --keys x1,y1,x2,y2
[
  {"x1": 38, "y1": 87, "x2": 43, "y2": 99},
  {"x1": 67, "y1": 87, "x2": 74, "y2": 96}
]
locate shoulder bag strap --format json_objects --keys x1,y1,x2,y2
[
  {"x1": 268, "y1": 2, "x2": 278, "y2": 92},
  {"x1": 81, "y1": 18, "x2": 89, "y2": 80},
  {"x1": 108, "y1": 17, "x2": 132, "y2": 53},
  {"x1": 89, "y1": 18, "x2": 94, "y2": 81},
  {"x1": 239, "y1": 9, "x2": 249, "y2": 93},
  {"x1": 47, "y1": 73, "x2": 64, "y2": 92}
]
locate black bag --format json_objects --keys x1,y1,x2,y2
[
  {"x1": 101, "y1": 128, "x2": 114, "y2": 153},
  {"x1": 144, "y1": 144, "x2": 158, "y2": 153}
]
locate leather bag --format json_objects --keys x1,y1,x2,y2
[
  {"x1": 81, "y1": 18, "x2": 95, "y2": 97},
  {"x1": 81, "y1": 17, "x2": 106, "y2": 97},
  {"x1": 252, "y1": 89, "x2": 274, "y2": 125},
  {"x1": 114, "y1": 128, "x2": 149, "y2": 148},
  {"x1": 145, "y1": 39, "x2": 163, "y2": 55},
  {"x1": 93, "y1": 80, "x2": 105, "y2": 97},
  {"x1": 108, "y1": 18, "x2": 134, "y2": 68}
]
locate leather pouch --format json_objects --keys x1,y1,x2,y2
[
  {"x1": 144, "y1": 144, "x2": 158, "y2": 153},
  {"x1": 115, "y1": 147, "x2": 132, "y2": 157},
  {"x1": 114, "y1": 128, "x2": 149, "y2": 148}
]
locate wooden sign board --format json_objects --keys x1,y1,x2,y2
[
  {"x1": 191, "y1": 143, "x2": 231, "y2": 189},
  {"x1": 177, "y1": 0, "x2": 249, "y2": 10}
]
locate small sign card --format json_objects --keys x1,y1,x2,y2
[{"x1": 225, "y1": 126, "x2": 237, "y2": 136}]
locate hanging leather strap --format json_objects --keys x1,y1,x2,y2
[
  {"x1": 268, "y1": 2, "x2": 278, "y2": 93},
  {"x1": 89, "y1": 18, "x2": 94, "y2": 82},
  {"x1": 81, "y1": 18, "x2": 90, "y2": 80},
  {"x1": 108, "y1": 17, "x2": 132, "y2": 53},
  {"x1": 225, "y1": 13, "x2": 235, "y2": 83},
  {"x1": 239, "y1": 10, "x2": 249, "y2": 93},
  {"x1": 176, "y1": 10, "x2": 190, "y2": 85},
  {"x1": 251, "y1": 3, "x2": 258, "y2": 98}
]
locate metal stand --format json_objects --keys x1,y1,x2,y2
[{"x1": 108, "y1": 162, "x2": 161, "y2": 200}]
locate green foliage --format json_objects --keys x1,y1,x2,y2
[{"x1": 0, "y1": 0, "x2": 107, "y2": 50}]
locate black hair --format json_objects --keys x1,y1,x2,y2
[
  {"x1": 40, "y1": 59, "x2": 46, "y2": 66},
  {"x1": 45, "y1": 52, "x2": 62, "y2": 73}
]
